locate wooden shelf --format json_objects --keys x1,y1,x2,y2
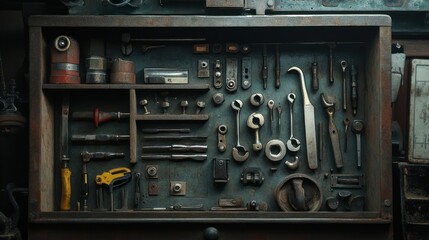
[
  {"x1": 136, "y1": 114, "x2": 209, "y2": 121},
  {"x1": 43, "y1": 84, "x2": 210, "y2": 91}
]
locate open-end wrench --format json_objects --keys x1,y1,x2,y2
[
  {"x1": 341, "y1": 60, "x2": 348, "y2": 111},
  {"x1": 286, "y1": 93, "x2": 301, "y2": 152},
  {"x1": 232, "y1": 100, "x2": 249, "y2": 162},
  {"x1": 321, "y1": 93, "x2": 343, "y2": 169},
  {"x1": 247, "y1": 113, "x2": 264, "y2": 151},
  {"x1": 351, "y1": 120, "x2": 365, "y2": 167},
  {"x1": 288, "y1": 67, "x2": 318, "y2": 169}
]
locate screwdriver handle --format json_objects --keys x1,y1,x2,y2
[
  {"x1": 311, "y1": 61, "x2": 319, "y2": 91},
  {"x1": 60, "y1": 166, "x2": 71, "y2": 211}
]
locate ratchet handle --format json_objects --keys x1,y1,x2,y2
[{"x1": 60, "y1": 167, "x2": 72, "y2": 211}]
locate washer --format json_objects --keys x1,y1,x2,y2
[{"x1": 265, "y1": 139, "x2": 286, "y2": 161}]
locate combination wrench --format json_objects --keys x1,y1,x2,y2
[
  {"x1": 247, "y1": 112, "x2": 264, "y2": 151},
  {"x1": 232, "y1": 100, "x2": 249, "y2": 162},
  {"x1": 286, "y1": 93, "x2": 301, "y2": 152}
]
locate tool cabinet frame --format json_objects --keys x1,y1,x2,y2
[{"x1": 28, "y1": 14, "x2": 392, "y2": 224}]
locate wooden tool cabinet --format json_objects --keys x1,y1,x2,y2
[{"x1": 29, "y1": 15, "x2": 392, "y2": 226}]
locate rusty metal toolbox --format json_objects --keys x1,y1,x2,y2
[{"x1": 28, "y1": 15, "x2": 392, "y2": 223}]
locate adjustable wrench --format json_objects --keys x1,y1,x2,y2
[
  {"x1": 231, "y1": 100, "x2": 249, "y2": 162},
  {"x1": 247, "y1": 112, "x2": 264, "y2": 151},
  {"x1": 286, "y1": 93, "x2": 301, "y2": 152}
]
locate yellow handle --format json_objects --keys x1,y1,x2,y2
[
  {"x1": 95, "y1": 167, "x2": 131, "y2": 186},
  {"x1": 60, "y1": 167, "x2": 72, "y2": 211}
]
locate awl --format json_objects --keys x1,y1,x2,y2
[{"x1": 288, "y1": 67, "x2": 318, "y2": 169}]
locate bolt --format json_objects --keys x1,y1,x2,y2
[
  {"x1": 212, "y1": 93, "x2": 225, "y2": 105},
  {"x1": 384, "y1": 199, "x2": 391, "y2": 207},
  {"x1": 241, "y1": 45, "x2": 251, "y2": 53},
  {"x1": 180, "y1": 100, "x2": 189, "y2": 114},
  {"x1": 215, "y1": 71, "x2": 221, "y2": 78},
  {"x1": 196, "y1": 101, "x2": 205, "y2": 114},
  {"x1": 200, "y1": 61, "x2": 208, "y2": 68},
  {"x1": 139, "y1": 99, "x2": 150, "y2": 114},
  {"x1": 173, "y1": 183, "x2": 182, "y2": 193},
  {"x1": 162, "y1": 98, "x2": 170, "y2": 114},
  {"x1": 147, "y1": 166, "x2": 157, "y2": 177}
]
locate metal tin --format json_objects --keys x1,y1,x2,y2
[
  {"x1": 110, "y1": 58, "x2": 135, "y2": 84},
  {"x1": 85, "y1": 56, "x2": 107, "y2": 84}
]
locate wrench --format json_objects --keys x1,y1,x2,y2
[
  {"x1": 231, "y1": 100, "x2": 249, "y2": 162},
  {"x1": 286, "y1": 93, "x2": 301, "y2": 152},
  {"x1": 268, "y1": 100, "x2": 274, "y2": 133},
  {"x1": 351, "y1": 120, "x2": 365, "y2": 167},
  {"x1": 247, "y1": 113, "x2": 264, "y2": 151},
  {"x1": 341, "y1": 60, "x2": 348, "y2": 111},
  {"x1": 288, "y1": 67, "x2": 318, "y2": 169},
  {"x1": 321, "y1": 93, "x2": 343, "y2": 169}
]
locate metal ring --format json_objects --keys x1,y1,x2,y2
[
  {"x1": 249, "y1": 93, "x2": 264, "y2": 107},
  {"x1": 265, "y1": 139, "x2": 286, "y2": 161},
  {"x1": 51, "y1": 63, "x2": 79, "y2": 71},
  {"x1": 218, "y1": 125, "x2": 227, "y2": 134},
  {"x1": 54, "y1": 36, "x2": 71, "y2": 52}
]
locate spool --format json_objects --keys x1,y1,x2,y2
[
  {"x1": 110, "y1": 58, "x2": 136, "y2": 84},
  {"x1": 50, "y1": 35, "x2": 81, "y2": 84},
  {"x1": 85, "y1": 56, "x2": 107, "y2": 84}
]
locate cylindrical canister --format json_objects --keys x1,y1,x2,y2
[
  {"x1": 85, "y1": 56, "x2": 107, "y2": 84},
  {"x1": 110, "y1": 58, "x2": 136, "y2": 84},
  {"x1": 50, "y1": 35, "x2": 81, "y2": 84}
]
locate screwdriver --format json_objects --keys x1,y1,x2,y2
[
  {"x1": 60, "y1": 95, "x2": 71, "y2": 211},
  {"x1": 72, "y1": 108, "x2": 130, "y2": 127}
]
